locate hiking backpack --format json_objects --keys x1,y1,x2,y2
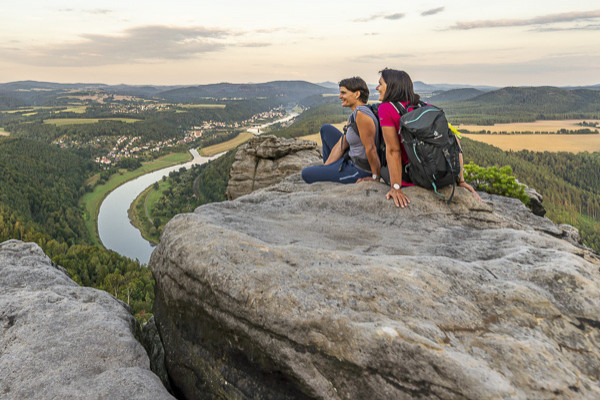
[{"x1": 392, "y1": 101, "x2": 461, "y2": 203}]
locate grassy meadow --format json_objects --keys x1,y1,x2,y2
[
  {"x1": 128, "y1": 179, "x2": 172, "y2": 244},
  {"x1": 0, "y1": 127, "x2": 9, "y2": 136},
  {"x1": 80, "y1": 151, "x2": 192, "y2": 245}
]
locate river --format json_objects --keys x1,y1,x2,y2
[
  {"x1": 97, "y1": 111, "x2": 300, "y2": 264},
  {"x1": 97, "y1": 149, "x2": 221, "y2": 265}
]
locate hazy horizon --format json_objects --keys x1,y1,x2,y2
[{"x1": 1, "y1": 1, "x2": 599, "y2": 87}]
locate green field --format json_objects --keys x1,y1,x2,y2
[
  {"x1": 129, "y1": 179, "x2": 172, "y2": 244},
  {"x1": 60, "y1": 106, "x2": 88, "y2": 114},
  {"x1": 80, "y1": 151, "x2": 192, "y2": 245},
  {"x1": 44, "y1": 117, "x2": 140, "y2": 126},
  {"x1": 0, "y1": 127, "x2": 8, "y2": 136}
]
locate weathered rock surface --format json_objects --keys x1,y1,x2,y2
[
  {"x1": 225, "y1": 135, "x2": 321, "y2": 200},
  {"x1": 151, "y1": 176, "x2": 600, "y2": 400},
  {"x1": 0, "y1": 240, "x2": 174, "y2": 400}
]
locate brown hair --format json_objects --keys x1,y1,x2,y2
[{"x1": 338, "y1": 77, "x2": 370, "y2": 103}]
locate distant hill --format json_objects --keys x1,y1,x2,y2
[
  {"x1": 156, "y1": 81, "x2": 335, "y2": 103},
  {"x1": 427, "y1": 88, "x2": 484, "y2": 102},
  {"x1": 316, "y1": 81, "x2": 338, "y2": 89},
  {"x1": 0, "y1": 81, "x2": 106, "y2": 91},
  {"x1": 413, "y1": 81, "x2": 437, "y2": 93},
  {"x1": 106, "y1": 84, "x2": 185, "y2": 97},
  {"x1": 438, "y1": 86, "x2": 600, "y2": 124},
  {"x1": 0, "y1": 93, "x2": 27, "y2": 109},
  {"x1": 428, "y1": 83, "x2": 498, "y2": 92}
]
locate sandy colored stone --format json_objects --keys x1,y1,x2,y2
[
  {"x1": 0, "y1": 240, "x2": 174, "y2": 400},
  {"x1": 152, "y1": 176, "x2": 600, "y2": 399},
  {"x1": 226, "y1": 135, "x2": 321, "y2": 200}
]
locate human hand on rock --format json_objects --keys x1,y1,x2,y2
[
  {"x1": 459, "y1": 181, "x2": 482, "y2": 202},
  {"x1": 386, "y1": 187, "x2": 410, "y2": 208}
]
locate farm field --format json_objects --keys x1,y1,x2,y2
[
  {"x1": 464, "y1": 133, "x2": 600, "y2": 153},
  {"x1": 297, "y1": 122, "x2": 345, "y2": 146},
  {"x1": 0, "y1": 127, "x2": 9, "y2": 136},
  {"x1": 297, "y1": 121, "x2": 600, "y2": 153},
  {"x1": 198, "y1": 131, "x2": 254, "y2": 156},
  {"x1": 457, "y1": 119, "x2": 600, "y2": 134},
  {"x1": 43, "y1": 117, "x2": 140, "y2": 126}
]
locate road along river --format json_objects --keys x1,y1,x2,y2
[{"x1": 97, "y1": 149, "x2": 221, "y2": 265}]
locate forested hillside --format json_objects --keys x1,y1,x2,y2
[
  {"x1": 427, "y1": 88, "x2": 484, "y2": 102},
  {"x1": 439, "y1": 87, "x2": 600, "y2": 124},
  {"x1": 0, "y1": 137, "x2": 154, "y2": 321},
  {"x1": 272, "y1": 98, "x2": 348, "y2": 138},
  {"x1": 145, "y1": 150, "x2": 236, "y2": 239},
  {"x1": 461, "y1": 138, "x2": 600, "y2": 251},
  {"x1": 157, "y1": 80, "x2": 334, "y2": 103}
]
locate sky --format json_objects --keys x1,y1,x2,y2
[{"x1": 1, "y1": 0, "x2": 599, "y2": 87}]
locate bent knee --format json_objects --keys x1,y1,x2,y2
[{"x1": 301, "y1": 167, "x2": 316, "y2": 183}]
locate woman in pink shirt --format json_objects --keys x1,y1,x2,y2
[{"x1": 376, "y1": 68, "x2": 480, "y2": 207}]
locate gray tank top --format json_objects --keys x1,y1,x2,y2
[{"x1": 345, "y1": 105, "x2": 380, "y2": 171}]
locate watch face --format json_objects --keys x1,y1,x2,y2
[
  {"x1": 393, "y1": 183, "x2": 400, "y2": 190},
  {"x1": 372, "y1": 174, "x2": 378, "y2": 180}
]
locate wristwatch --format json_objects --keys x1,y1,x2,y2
[
  {"x1": 392, "y1": 183, "x2": 400, "y2": 190},
  {"x1": 372, "y1": 174, "x2": 379, "y2": 180}
]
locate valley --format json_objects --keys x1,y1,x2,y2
[{"x1": 2, "y1": 79, "x2": 600, "y2": 325}]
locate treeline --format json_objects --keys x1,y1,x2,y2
[
  {"x1": 438, "y1": 87, "x2": 600, "y2": 124},
  {"x1": 462, "y1": 129, "x2": 598, "y2": 135},
  {"x1": 0, "y1": 137, "x2": 94, "y2": 244},
  {"x1": 0, "y1": 137, "x2": 154, "y2": 321},
  {"x1": 148, "y1": 150, "x2": 236, "y2": 237},
  {"x1": 272, "y1": 99, "x2": 348, "y2": 138},
  {"x1": 461, "y1": 138, "x2": 600, "y2": 252},
  {"x1": 6, "y1": 118, "x2": 179, "y2": 142}
]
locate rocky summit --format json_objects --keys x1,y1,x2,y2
[
  {"x1": 151, "y1": 176, "x2": 600, "y2": 400},
  {"x1": 0, "y1": 240, "x2": 174, "y2": 400},
  {"x1": 225, "y1": 135, "x2": 321, "y2": 200}
]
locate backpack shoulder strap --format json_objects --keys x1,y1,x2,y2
[{"x1": 390, "y1": 101, "x2": 408, "y2": 117}]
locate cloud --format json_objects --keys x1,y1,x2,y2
[
  {"x1": 535, "y1": 23, "x2": 600, "y2": 32},
  {"x1": 58, "y1": 8, "x2": 113, "y2": 15},
  {"x1": 449, "y1": 9, "x2": 600, "y2": 30},
  {"x1": 385, "y1": 13, "x2": 405, "y2": 20},
  {"x1": 237, "y1": 42, "x2": 271, "y2": 48},
  {"x1": 1, "y1": 25, "x2": 231, "y2": 67},
  {"x1": 87, "y1": 9, "x2": 113, "y2": 15},
  {"x1": 352, "y1": 52, "x2": 413, "y2": 63},
  {"x1": 421, "y1": 7, "x2": 444, "y2": 17},
  {"x1": 354, "y1": 13, "x2": 405, "y2": 22}
]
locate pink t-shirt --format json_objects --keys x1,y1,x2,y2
[{"x1": 378, "y1": 102, "x2": 414, "y2": 186}]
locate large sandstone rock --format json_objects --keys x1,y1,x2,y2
[
  {"x1": 0, "y1": 240, "x2": 174, "y2": 400},
  {"x1": 225, "y1": 135, "x2": 321, "y2": 200},
  {"x1": 151, "y1": 177, "x2": 600, "y2": 399}
]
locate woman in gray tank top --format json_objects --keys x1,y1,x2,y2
[{"x1": 302, "y1": 77, "x2": 382, "y2": 184}]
